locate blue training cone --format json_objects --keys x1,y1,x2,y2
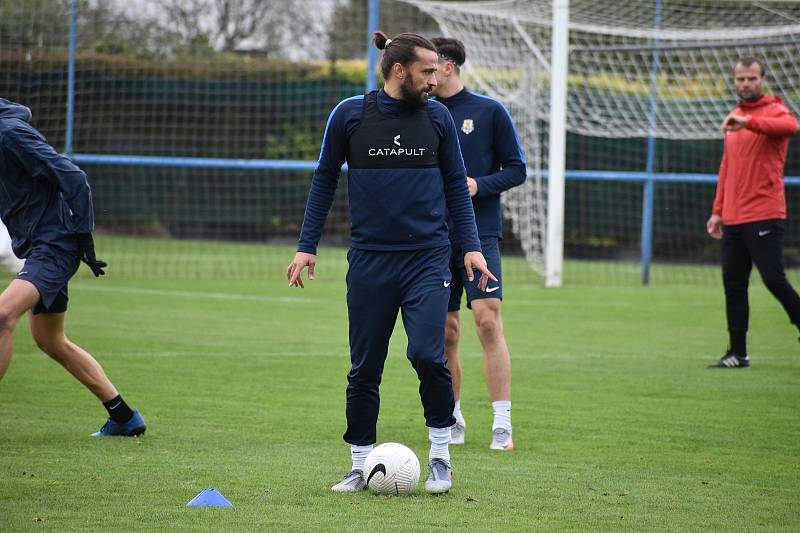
[{"x1": 187, "y1": 487, "x2": 234, "y2": 508}]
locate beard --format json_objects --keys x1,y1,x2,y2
[
  {"x1": 399, "y1": 77, "x2": 430, "y2": 109},
  {"x1": 737, "y1": 87, "x2": 763, "y2": 102}
]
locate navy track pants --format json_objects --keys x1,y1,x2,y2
[{"x1": 343, "y1": 245, "x2": 456, "y2": 446}]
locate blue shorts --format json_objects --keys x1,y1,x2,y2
[
  {"x1": 16, "y1": 246, "x2": 80, "y2": 315},
  {"x1": 448, "y1": 237, "x2": 503, "y2": 312}
]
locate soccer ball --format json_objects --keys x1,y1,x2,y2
[{"x1": 363, "y1": 442, "x2": 420, "y2": 495}]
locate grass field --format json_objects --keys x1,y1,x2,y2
[{"x1": 1, "y1": 241, "x2": 798, "y2": 531}]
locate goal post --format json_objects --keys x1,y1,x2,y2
[{"x1": 545, "y1": 0, "x2": 569, "y2": 288}]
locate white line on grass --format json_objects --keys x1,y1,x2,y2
[
  {"x1": 71, "y1": 283, "x2": 319, "y2": 304},
  {"x1": 105, "y1": 351, "x2": 346, "y2": 358}
]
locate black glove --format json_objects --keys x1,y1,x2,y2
[{"x1": 76, "y1": 233, "x2": 107, "y2": 277}]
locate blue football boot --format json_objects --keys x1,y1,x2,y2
[{"x1": 91, "y1": 410, "x2": 146, "y2": 437}]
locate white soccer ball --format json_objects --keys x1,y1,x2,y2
[{"x1": 363, "y1": 442, "x2": 420, "y2": 495}]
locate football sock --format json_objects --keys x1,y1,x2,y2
[
  {"x1": 428, "y1": 426, "x2": 451, "y2": 463},
  {"x1": 103, "y1": 395, "x2": 134, "y2": 423},
  {"x1": 729, "y1": 331, "x2": 747, "y2": 356},
  {"x1": 492, "y1": 400, "x2": 512, "y2": 431},
  {"x1": 350, "y1": 444, "x2": 373, "y2": 472},
  {"x1": 453, "y1": 400, "x2": 463, "y2": 424}
]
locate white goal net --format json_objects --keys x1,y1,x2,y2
[{"x1": 400, "y1": 0, "x2": 800, "y2": 277}]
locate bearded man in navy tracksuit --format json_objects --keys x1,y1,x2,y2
[
  {"x1": 431, "y1": 37, "x2": 527, "y2": 452},
  {"x1": 287, "y1": 32, "x2": 495, "y2": 495},
  {"x1": 0, "y1": 98, "x2": 145, "y2": 437}
]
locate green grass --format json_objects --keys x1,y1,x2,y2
[
  {"x1": 89, "y1": 235, "x2": 799, "y2": 287},
  {"x1": 1, "y1": 241, "x2": 798, "y2": 531}
]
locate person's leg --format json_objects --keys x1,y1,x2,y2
[
  {"x1": 343, "y1": 250, "x2": 399, "y2": 446},
  {"x1": 444, "y1": 310, "x2": 466, "y2": 443},
  {"x1": 744, "y1": 220, "x2": 800, "y2": 334},
  {"x1": 0, "y1": 279, "x2": 41, "y2": 380},
  {"x1": 399, "y1": 246, "x2": 454, "y2": 494},
  {"x1": 462, "y1": 237, "x2": 514, "y2": 446},
  {"x1": 333, "y1": 249, "x2": 400, "y2": 492},
  {"x1": 28, "y1": 311, "x2": 118, "y2": 401},
  {"x1": 444, "y1": 245, "x2": 467, "y2": 443},
  {"x1": 470, "y1": 297, "x2": 514, "y2": 449},
  {"x1": 721, "y1": 224, "x2": 752, "y2": 357},
  {"x1": 401, "y1": 250, "x2": 455, "y2": 438},
  {"x1": 470, "y1": 298, "x2": 511, "y2": 402},
  {"x1": 28, "y1": 308, "x2": 145, "y2": 436},
  {"x1": 444, "y1": 312, "x2": 462, "y2": 401}
]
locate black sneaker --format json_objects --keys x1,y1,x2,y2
[{"x1": 708, "y1": 351, "x2": 750, "y2": 369}]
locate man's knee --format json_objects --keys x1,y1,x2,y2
[
  {"x1": 475, "y1": 314, "x2": 502, "y2": 341},
  {"x1": 0, "y1": 308, "x2": 20, "y2": 335},
  {"x1": 472, "y1": 303, "x2": 503, "y2": 341},
  {"x1": 762, "y1": 273, "x2": 790, "y2": 295},
  {"x1": 445, "y1": 313, "x2": 460, "y2": 349},
  {"x1": 723, "y1": 274, "x2": 748, "y2": 293},
  {"x1": 32, "y1": 330, "x2": 68, "y2": 359}
]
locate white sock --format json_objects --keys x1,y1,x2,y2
[
  {"x1": 428, "y1": 426, "x2": 451, "y2": 464},
  {"x1": 492, "y1": 400, "x2": 512, "y2": 431},
  {"x1": 351, "y1": 444, "x2": 373, "y2": 472},
  {"x1": 453, "y1": 400, "x2": 464, "y2": 424}
]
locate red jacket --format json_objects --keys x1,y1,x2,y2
[{"x1": 712, "y1": 95, "x2": 798, "y2": 225}]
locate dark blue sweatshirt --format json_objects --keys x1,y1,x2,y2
[
  {"x1": 0, "y1": 99, "x2": 94, "y2": 258},
  {"x1": 436, "y1": 88, "x2": 526, "y2": 239},
  {"x1": 298, "y1": 89, "x2": 480, "y2": 254}
]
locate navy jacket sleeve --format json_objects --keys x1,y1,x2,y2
[
  {"x1": 475, "y1": 102, "x2": 526, "y2": 198},
  {"x1": 432, "y1": 102, "x2": 481, "y2": 253},
  {"x1": 297, "y1": 100, "x2": 351, "y2": 255},
  {"x1": 4, "y1": 123, "x2": 95, "y2": 233}
]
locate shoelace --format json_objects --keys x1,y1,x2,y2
[
  {"x1": 493, "y1": 428, "x2": 512, "y2": 444},
  {"x1": 429, "y1": 459, "x2": 450, "y2": 480},
  {"x1": 342, "y1": 470, "x2": 361, "y2": 483}
]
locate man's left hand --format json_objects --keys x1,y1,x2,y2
[
  {"x1": 76, "y1": 233, "x2": 107, "y2": 277},
  {"x1": 463, "y1": 251, "x2": 497, "y2": 291}
]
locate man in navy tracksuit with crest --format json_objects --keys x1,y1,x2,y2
[
  {"x1": 287, "y1": 32, "x2": 495, "y2": 495},
  {"x1": 431, "y1": 37, "x2": 527, "y2": 451}
]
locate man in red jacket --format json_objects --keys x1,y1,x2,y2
[{"x1": 706, "y1": 57, "x2": 800, "y2": 368}]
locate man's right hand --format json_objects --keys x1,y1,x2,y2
[
  {"x1": 721, "y1": 112, "x2": 748, "y2": 133},
  {"x1": 706, "y1": 214, "x2": 723, "y2": 240},
  {"x1": 286, "y1": 252, "x2": 316, "y2": 288},
  {"x1": 466, "y1": 177, "x2": 478, "y2": 197}
]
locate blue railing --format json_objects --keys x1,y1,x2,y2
[{"x1": 69, "y1": 155, "x2": 800, "y2": 188}]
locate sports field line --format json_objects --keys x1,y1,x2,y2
[
  {"x1": 102, "y1": 350, "x2": 348, "y2": 358},
  {"x1": 71, "y1": 282, "x2": 320, "y2": 304}
]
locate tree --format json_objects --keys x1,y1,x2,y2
[
  {"x1": 328, "y1": 0, "x2": 441, "y2": 61},
  {"x1": 0, "y1": 0, "x2": 71, "y2": 49},
  {"x1": 158, "y1": 0, "x2": 327, "y2": 58}
]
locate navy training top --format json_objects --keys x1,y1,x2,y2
[
  {"x1": 298, "y1": 89, "x2": 480, "y2": 255},
  {"x1": 436, "y1": 88, "x2": 526, "y2": 239},
  {"x1": 0, "y1": 98, "x2": 94, "y2": 258}
]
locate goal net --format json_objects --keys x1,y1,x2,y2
[{"x1": 401, "y1": 0, "x2": 800, "y2": 282}]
